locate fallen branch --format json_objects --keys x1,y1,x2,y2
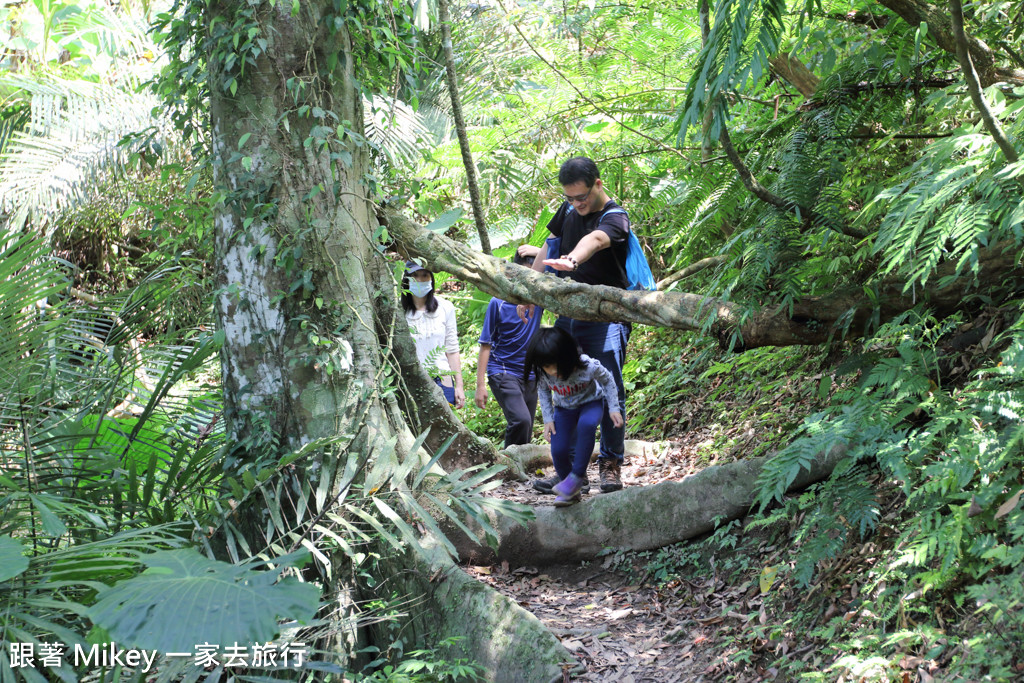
[{"x1": 382, "y1": 205, "x2": 1024, "y2": 349}]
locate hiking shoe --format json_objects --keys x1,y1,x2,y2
[
  {"x1": 598, "y1": 458, "x2": 623, "y2": 493},
  {"x1": 553, "y1": 473, "x2": 587, "y2": 507},
  {"x1": 532, "y1": 473, "x2": 561, "y2": 493},
  {"x1": 532, "y1": 474, "x2": 590, "y2": 495}
]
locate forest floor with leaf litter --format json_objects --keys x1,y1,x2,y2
[
  {"x1": 467, "y1": 433, "x2": 960, "y2": 681},
  {"x1": 470, "y1": 438, "x2": 775, "y2": 681}
]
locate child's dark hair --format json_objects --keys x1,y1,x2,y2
[
  {"x1": 400, "y1": 271, "x2": 438, "y2": 314},
  {"x1": 524, "y1": 327, "x2": 585, "y2": 381},
  {"x1": 513, "y1": 251, "x2": 535, "y2": 267}
]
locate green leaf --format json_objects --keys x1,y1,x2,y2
[
  {"x1": 29, "y1": 495, "x2": 68, "y2": 538},
  {"x1": 87, "y1": 549, "x2": 320, "y2": 652},
  {"x1": 0, "y1": 536, "x2": 29, "y2": 581},
  {"x1": 425, "y1": 208, "x2": 464, "y2": 233}
]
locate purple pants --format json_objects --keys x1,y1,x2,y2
[{"x1": 551, "y1": 398, "x2": 605, "y2": 479}]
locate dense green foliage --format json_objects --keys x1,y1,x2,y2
[
  {"x1": 2, "y1": 0, "x2": 1022, "y2": 679},
  {"x1": 415, "y1": 0, "x2": 1023, "y2": 678}
]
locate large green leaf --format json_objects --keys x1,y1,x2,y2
[
  {"x1": 87, "y1": 549, "x2": 320, "y2": 652},
  {"x1": 0, "y1": 536, "x2": 29, "y2": 582}
]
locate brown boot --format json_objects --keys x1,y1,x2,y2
[{"x1": 598, "y1": 458, "x2": 623, "y2": 493}]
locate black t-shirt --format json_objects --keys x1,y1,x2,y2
[{"x1": 547, "y1": 200, "x2": 630, "y2": 289}]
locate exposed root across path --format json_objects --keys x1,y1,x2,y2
[
  {"x1": 465, "y1": 451, "x2": 954, "y2": 681},
  {"x1": 492, "y1": 439, "x2": 709, "y2": 507},
  {"x1": 457, "y1": 441, "x2": 841, "y2": 679},
  {"x1": 460, "y1": 445, "x2": 768, "y2": 680}
]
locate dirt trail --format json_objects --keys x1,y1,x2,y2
[
  {"x1": 466, "y1": 451, "x2": 773, "y2": 681},
  {"x1": 466, "y1": 558, "x2": 723, "y2": 682}
]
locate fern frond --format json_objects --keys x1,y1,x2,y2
[
  {"x1": 677, "y1": 0, "x2": 786, "y2": 136},
  {"x1": 867, "y1": 125, "x2": 1024, "y2": 289}
]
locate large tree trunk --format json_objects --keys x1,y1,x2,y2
[
  {"x1": 209, "y1": 3, "x2": 382, "y2": 458},
  {"x1": 205, "y1": 3, "x2": 565, "y2": 677}
]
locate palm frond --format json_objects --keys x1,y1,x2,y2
[
  {"x1": 363, "y1": 94, "x2": 432, "y2": 170},
  {"x1": 56, "y1": 3, "x2": 161, "y2": 85},
  {"x1": 0, "y1": 76, "x2": 168, "y2": 233}
]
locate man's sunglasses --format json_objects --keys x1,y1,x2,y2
[{"x1": 563, "y1": 187, "x2": 593, "y2": 205}]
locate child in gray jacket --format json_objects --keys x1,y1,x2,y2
[{"x1": 524, "y1": 327, "x2": 624, "y2": 506}]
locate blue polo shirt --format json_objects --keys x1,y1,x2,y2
[{"x1": 478, "y1": 298, "x2": 542, "y2": 378}]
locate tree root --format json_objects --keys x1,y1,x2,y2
[
  {"x1": 500, "y1": 440, "x2": 675, "y2": 479},
  {"x1": 455, "y1": 445, "x2": 849, "y2": 566},
  {"x1": 388, "y1": 535, "x2": 576, "y2": 683}
]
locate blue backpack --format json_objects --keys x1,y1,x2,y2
[
  {"x1": 546, "y1": 205, "x2": 656, "y2": 291},
  {"x1": 603, "y1": 207, "x2": 656, "y2": 291}
]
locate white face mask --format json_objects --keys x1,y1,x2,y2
[{"x1": 408, "y1": 280, "x2": 433, "y2": 298}]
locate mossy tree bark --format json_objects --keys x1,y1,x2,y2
[{"x1": 204, "y1": 2, "x2": 565, "y2": 677}]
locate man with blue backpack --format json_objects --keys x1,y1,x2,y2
[{"x1": 518, "y1": 156, "x2": 653, "y2": 494}]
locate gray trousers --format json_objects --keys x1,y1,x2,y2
[{"x1": 488, "y1": 373, "x2": 538, "y2": 447}]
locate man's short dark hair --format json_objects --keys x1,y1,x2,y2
[{"x1": 558, "y1": 157, "x2": 600, "y2": 188}]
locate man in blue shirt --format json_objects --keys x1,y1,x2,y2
[{"x1": 475, "y1": 252, "x2": 543, "y2": 447}]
